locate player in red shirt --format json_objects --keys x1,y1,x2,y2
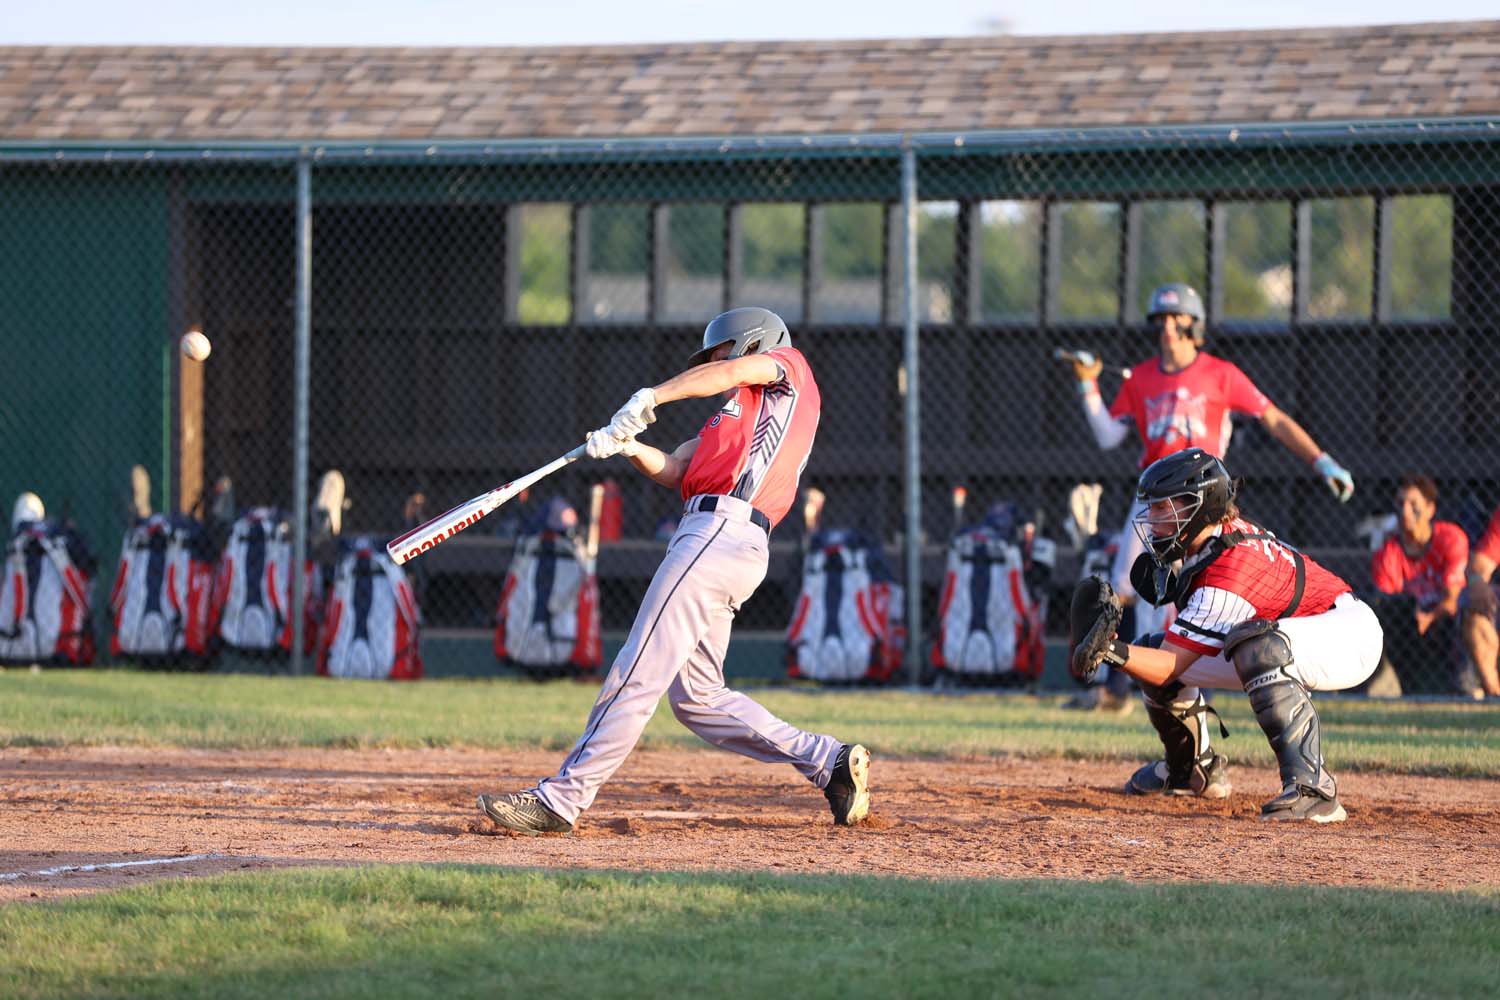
[
  {"x1": 478, "y1": 307, "x2": 871, "y2": 835},
  {"x1": 1074, "y1": 448, "x2": 1382, "y2": 823},
  {"x1": 1462, "y1": 504, "x2": 1500, "y2": 698},
  {"x1": 1370, "y1": 474, "x2": 1480, "y2": 697},
  {"x1": 1066, "y1": 283, "x2": 1353, "y2": 709}
]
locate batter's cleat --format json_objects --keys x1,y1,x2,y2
[
  {"x1": 824, "y1": 743, "x2": 872, "y2": 826},
  {"x1": 1259, "y1": 785, "x2": 1346, "y2": 823},
  {"x1": 477, "y1": 792, "x2": 573, "y2": 836},
  {"x1": 1126, "y1": 752, "x2": 1232, "y2": 799}
]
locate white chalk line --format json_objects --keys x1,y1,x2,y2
[{"x1": 0, "y1": 853, "x2": 225, "y2": 882}]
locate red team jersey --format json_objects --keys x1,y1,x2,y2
[
  {"x1": 1109, "y1": 354, "x2": 1272, "y2": 467},
  {"x1": 1475, "y1": 507, "x2": 1500, "y2": 566},
  {"x1": 1371, "y1": 521, "x2": 1469, "y2": 609},
  {"x1": 1166, "y1": 517, "x2": 1352, "y2": 657},
  {"x1": 680, "y1": 346, "x2": 820, "y2": 529}
]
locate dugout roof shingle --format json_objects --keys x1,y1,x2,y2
[{"x1": 3, "y1": 20, "x2": 1500, "y2": 142}]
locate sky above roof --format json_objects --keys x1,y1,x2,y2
[{"x1": 4, "y1": 0, "x2": 1496, "y2": 47}]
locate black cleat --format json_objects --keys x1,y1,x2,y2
[
  {"x1": 478, "y1": 792, "x2": 573, "y2": 835},
  {"x1": 1259, "y1": 785, "x2": 1346, "y2": 823},
  {"x1": 824, "y1": 744, "x2": 872, "y2": 826}
]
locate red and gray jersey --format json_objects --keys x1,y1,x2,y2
[
  {"x1": 680, "y1": 346, "x2": 820, "y2": 529},
  {"x1": 1109, "y1": 353, "x2": 1271, "y2": 467},
  {"x1": 1167, "y1": 517, "x2": 1351, "y2": 657}
]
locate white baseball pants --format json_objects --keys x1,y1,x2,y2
[{"x1": 534, "y1": 497, "x2": 843, "y2": 824}]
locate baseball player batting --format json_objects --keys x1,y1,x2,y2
[
  {"x1": 478, "y1": 306, "x2": 871, "y2": 835},
  {"x1": 1065, "y1": 282, "x2": 1356, "y2": 709},
  {"x1": 1069, "y1": 448, "x2": 1383, "y2": 822}
]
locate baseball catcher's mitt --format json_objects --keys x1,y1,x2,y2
[{"x1": 1068, "y1": 576, "x2": 1129, "y2": 682}]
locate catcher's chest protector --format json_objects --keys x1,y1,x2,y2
[
  {"x1": 109, "y1": 514, "x2": 217, "y2": 663},
  {"x1": 494, "y1": 532, "x2": 601, "y2": 677},
  {"x1": 317, "y1": 539, "x2": 423, "y2": 680},
  {"x1": 0, "y1": 520, "x2": 96, "y2": 666},
  {"x1": 786, "y1": 542, "x2": 905, "y2": 683},
  {"x1": 213, "y1": 508, "x2": 321, "y2": 655},
  {"x1": 933, "y1": 529, "x2": 1035, "y2": 677}
]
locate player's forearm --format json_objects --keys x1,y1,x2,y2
[
  {"x1": 1261, "y1": 408, "x2": 1324, "y2": 464},
  {"x1": 1116, "y1": 642, "x2": 1189, "y2": 687},
  {"x1": 1469, "y1": 554, "x2": 1497, "y2": 587},
  {"x1": 1079, "y1": 383, "x2": 1129, "y2": 449},
  {"x1": 653, "y1": 355, "x2": 777, "y2": 404},
  {"x1": 627, "y1": 443, "x2": 686, "y2": 489}
]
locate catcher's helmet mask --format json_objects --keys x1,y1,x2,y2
[
  {"x1": 1132, "y1": 448, "x2": 1234, "y2": 566},
  {"x1": 688, "y1": 306, "x2": 792, "y2": 367}
]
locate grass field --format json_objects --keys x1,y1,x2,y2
[
  {"x1": 2, "y1": 669, "x2": 1498, "y2": 999},
  {"x1": 2, "y1": 669, "x2": 1498, "y2": 775}
]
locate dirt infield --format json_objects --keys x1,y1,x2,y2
[{"x1": 3, "y1": 746, "x2": 1498, "y2": 902}]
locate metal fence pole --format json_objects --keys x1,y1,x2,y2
[
  {"x1": 290, "y1": 154, "x2": 312, "y2": 675},
  {"x1": 901, "y1": 140, "x2": 923, "y2": 686}
]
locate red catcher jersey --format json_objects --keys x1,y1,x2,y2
[
  {"x1": 1166, "y1": 517, "x2": 1352, "y2": 657},
  {"x1": 1475, "y1": 506, "x2": 1500, "y2": 566},
  {"x1": 680, "y1": 346, "x2": 820, "y2": 529},
  {"x1": 1371, "y1": 521, "x2": 1469, "y2": 609},
  {"x1": 1109, "y1": 353, "x2": 1271, "y2": 467}
]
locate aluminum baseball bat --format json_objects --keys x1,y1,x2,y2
[
  {"x1": 1052, "y1": 348, "x2": 1132, "y2": 379},
  {"x1": 386, "y1": 444, "x2": 587, "y2": 565}
]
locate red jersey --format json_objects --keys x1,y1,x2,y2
[
  {"x1": 1109, "y1": 353, "x2": 1271, "y2": 467},
  {"x1": 1166, "y1": 517, "x2": 1352, "y2": 657},
  {"x1": 1371, "y1": 521, "x2": 1469, "y2": 609},
  {"x1": 680, "y1": 346, "x2": 820, "y2": 529},
  {"x1": 1475, "y1": 507, "x2": 1500, "y2": 566}
]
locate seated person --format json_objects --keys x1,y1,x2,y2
[
  {"x1": 1461, "y1": 504, "x2": 1500, "y2": 699},
  {"x1": 1368, "y1": 474, "x2": 1476, "y2": 696}
]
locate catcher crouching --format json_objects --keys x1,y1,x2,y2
[{"x1": 1068, "y1": 449, "x2": 1383, "y2": 823}]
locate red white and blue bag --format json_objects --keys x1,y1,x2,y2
[
  {"x1": 211, "y1": 507, "x2": 321, "y2": 655},
  {"x1": 786, "y1": 531, "x2": 905, "y2": 684},
  {"x1": 931, "y1": 525, "x2": 1033, "y2": 679},
  {"x1": 0, "y1": 518, "x2": 97, "y2": 666},
  {"x1": 108, "y1": 513, "x2": 218, "y2": 664},
  {"x1": 317, "y1": 537, "x2": 422, "y2": 680},
  {"x1": 494, "y1": 515, "x2": 601, "y2": 679}
]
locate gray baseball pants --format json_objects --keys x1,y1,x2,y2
[{"x1": 534, "y1": 497, "x2": 843, "y2": 824}]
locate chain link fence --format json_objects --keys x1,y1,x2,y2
[{"x1": 3, "y1": 120, "x2": 1497, "y2": 695}]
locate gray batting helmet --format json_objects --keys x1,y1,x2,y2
[
  {"x1": 688, "y1": 307, "x2": 791, "y2": 367},
  {"x1": 1146, "y1": 283, "x2": 1206, "y2": 342}
]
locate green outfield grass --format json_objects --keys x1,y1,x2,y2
[
  {"x1": 1, "y1": 669, "x2": 1498, "y2": 776},
  {"x1": 1, "y1": 866, "x2": 1496, "y2": 999}
]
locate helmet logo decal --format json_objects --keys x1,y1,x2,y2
[{"x1": 1158, "y1": 290, "x2": 1179, "y2": 305}]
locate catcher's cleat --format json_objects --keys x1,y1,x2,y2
[
  {"x1": 824, "y1": 743, "x2": 872, "y2": 826},
  {"x1": 1126, "y1": 752, "x2": 1232, "y2": 799},
  {"x1": 478, "y1": 792, "x2": 573, "y2": 835},
  {"x1": 1259, "y1": 785, "x2": 1346, "y2": 823}
]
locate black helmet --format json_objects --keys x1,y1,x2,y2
[
  {"x1": 688, "y1": 307, "x2": 791, "y2": 367},
  {"x1": 1146, "y1": 282, "x2": 1206, "y2": 344},
  {"x1": 1132, "y1": 448, "x2": 1233, "y2": 565}
]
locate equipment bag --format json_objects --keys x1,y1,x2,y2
[
  {"x1": 108, "y1": 513, "x2": 218, "y2": 664},
  {"x1": 786, "y1": 534, "x2": 905, "y2": 684},
  {"x1": 317, "y1": 537, "x2": 423, "y2": 680},
  {"x1": 0, "y1": 518, "x2": 97, "y2": 666},
  {"x1": 212, "y1": 507, "x2": 321, "y2": 655},
  {"x1": 931, "y1": 526, "x2": 1037, "y2": 679},
  {"x1": 494, "y1": 529, "x2": 602, "y2": 678}
]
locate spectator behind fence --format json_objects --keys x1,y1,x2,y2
[
  {"x1": 1368, "y1": 474, "x2": 1481, "y2": 697},
  {"x1": 1461, "y1": 504, "x2": 1500, "y2": 699}
]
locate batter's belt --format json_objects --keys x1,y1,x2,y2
[{"x1": 684, "y1": 493, "x2": 771, "y2": 535}]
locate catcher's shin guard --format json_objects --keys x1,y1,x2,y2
[
  {"x1": 1225, "y1": 620, "x2": 1340, "y2": 814},
  {"x1": 1129, "y1": 678, "x2": 1231, "y2": 797}
]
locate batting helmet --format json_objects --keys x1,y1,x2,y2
[
  {"x1": 687, "y1": 307, "x2": 791, "y2": 367},
  {"x1": 1132, "y1": 448, "x2": 1234, "y2": 565},
  {"x1": 1146, "y1": 283, "x2": 1206, "y2": 343}
]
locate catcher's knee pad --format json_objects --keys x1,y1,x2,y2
[
  {"x1": 1225, "y1": 619, "x2": 1334, "y2": 799},
  {"x1": 1139, "y1": 683, "x2": 1225, "y2": 794}
]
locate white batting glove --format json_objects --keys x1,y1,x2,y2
[
  {"x1": 1313, "y1": 453, "x2": 1355, "y2": 503},
  {"x1": 585, "y1": 427, "x2": 639, "y2": 461},
  {"x1": 607, "y1": 388, "x2": 658, "y2": 440}
]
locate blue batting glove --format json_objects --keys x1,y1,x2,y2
[{"x1": 1313, "y1": 453, "x2": 1355, "y2": 503}]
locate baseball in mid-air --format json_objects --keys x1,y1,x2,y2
[{"x1": 180, "y1": 329, "x2": 212, "y2": 362}]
